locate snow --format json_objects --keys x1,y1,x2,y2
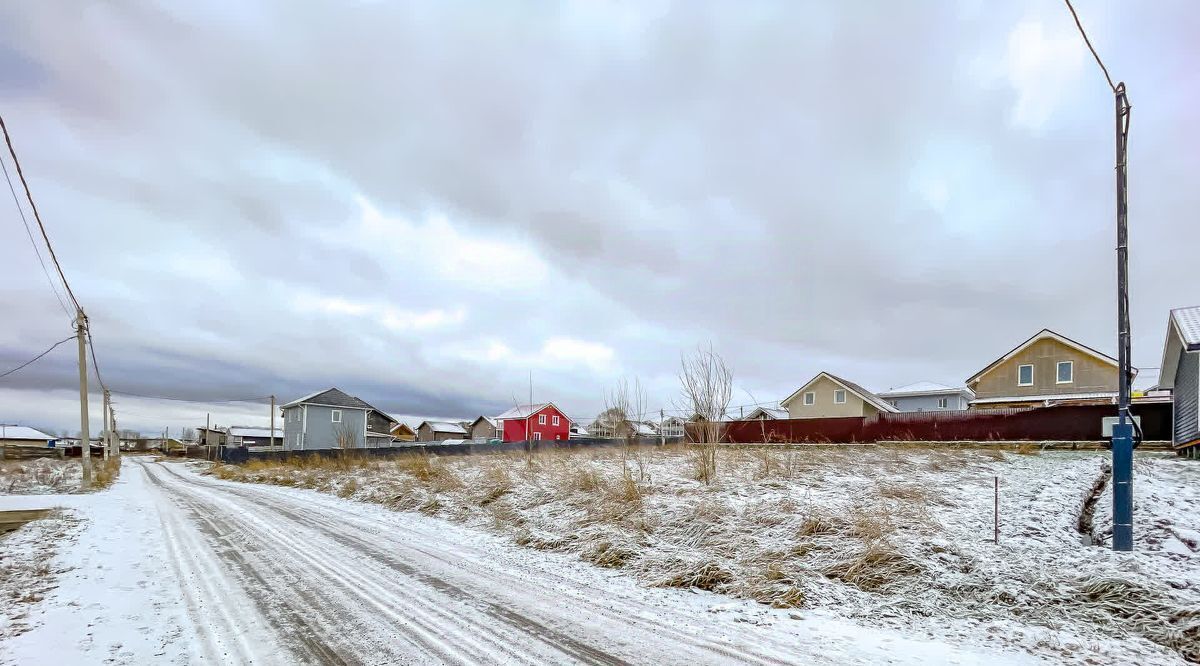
[
  {"x1": 215, "y1": 445, "x2": 1200, "y2": 664},
  {"x1": 0, "y1": 459, "x2": 82, "y2": 494},
  {"x1": 0, "y1": 455, "x2": 1063, "y2": 664}
]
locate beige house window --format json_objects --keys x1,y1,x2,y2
[
  {"x1": 834, "y1": 389, "x2": 846, "y2": 404},
  {"x1": 1057, "y1": 361, "x2": 1074, "y2": 384},
  {"x1": 803, "y1": 392, "x2": 815, "y2": 406},
  {"x1": 1018, "y1": 364, "x2": 1034, "y2": 386}
]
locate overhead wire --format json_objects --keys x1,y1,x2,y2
[
  {"x1": 1063, "y1": 0, "x2": 1117, "y2": 93},
  {"x1": 0, "y1": 335, "x2": 76, "y2": 380},
  {"x1": 1, "y1": 151, "x2": 72, "y2": 322}
]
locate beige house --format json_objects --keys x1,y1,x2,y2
[
  {"x1": 780, "y1": 372, "x2": 899, "y2": 419},
  {"x1": 468, "y1": 416, "x2": 499, "y2": 442},
  {"x1": 389, "y1": 422, "x2": 416, "y2": 442},
  {"x1": 966, "y1": 329, "x2": 1125, "y2": 409}
]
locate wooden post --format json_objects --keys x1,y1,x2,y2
[
  {"x1": 76, "y1": 312, "x2": 92, "y2": 485},
  {"x1": 994, "y1": 475, "x2": 1000, "y2": 544}
]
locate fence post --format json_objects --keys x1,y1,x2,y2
[{"x1": 994, "y1": 475, "x2": 1000, "y2": 544}]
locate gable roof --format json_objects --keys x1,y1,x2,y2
[
  {"x1": 1157, "y1": 306, "x2": 1200, "y2": 389},
  {"x1": 0, "y1": 425, "x2": 57, "y2": 441},
  {"x1": 495, "y1": 403, "x2": 564, "y2": 420},
  {"x1": 471, "y1": 415, "x2": 498, "y2": 429},
  {"x1": 965, "y1": 329, "x2": 1121, "y2": 387},
  {"x1": 878, "y1": 382, "x2": 975, "y2": 398},
  {"x1": 780, "y1": 372, "x2": 899, "y2": 414},
  {"x1": 418, "y1": 421, "x2": 467, "y2": 434},
  {"x1": 389, "y1": 422, "x2": 416, "y2": 435},
  {"x1": 280, "y1": 387, "x2": 388, "y2": 415},
  {"x1": 745, "y1": 406, "x2": 789, "y2": 419}
]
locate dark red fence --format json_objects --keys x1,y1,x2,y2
[{"x1": 711, "y1": 402, "x2": 1172, "y2": 444}]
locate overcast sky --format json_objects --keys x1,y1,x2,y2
[{"x1": 1, "y1": 1, "x2": 1196, "y2": 435}]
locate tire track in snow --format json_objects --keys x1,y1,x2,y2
[
  {"x1": 149, "y1": 460, "x2": 799, "y2": 665},
  {"x1": 139, "y1": 459, "x2": 621, "y2": 665}
]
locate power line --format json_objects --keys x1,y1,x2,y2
[
  {"x1": 1063, "y1": 0, "x2": 1116, "y2": 93},
  {"x1": 0, "y1": 115, "x2": 83, "y2": 313},
  {"x1": 0, "y1": 335, "x2": 76, "y2": 380},
  {"x1": 86, "y1": 330, "x2": 107, "y2": 392},
  {"x1": 0, "y1": 151, "x2": 71, "y2": 321}
]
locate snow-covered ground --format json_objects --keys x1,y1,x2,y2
[
  {"x1": 212, "y1": 445, "x2": 1200, "y2": 664},
  {"x1": 0, "y1": 455, "x2": 1055, "y2": 664},
  {"x1": 0, "y1": 458, "x2": 82, "y2": 494}
]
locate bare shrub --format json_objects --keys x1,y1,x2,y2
[
  {"x1": 822, "y1": 543, "x2": 923, "y2": 592},
  {"x1": 1015, "y1": 442, "x2": 1042, "y2": 456},
  {"x1": 651, "y1": 558, "x2": 735, "y2": 592},
  {"x1": 678, "y1": 344, "x2": 732, "y2": 485}
]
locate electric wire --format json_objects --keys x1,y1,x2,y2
[
  {"x1": 0, "y1": 335, "x2": 76, "y2": 380},
  {"x1": 0, "y1": 152, "x2": 72, "y2": 321}
]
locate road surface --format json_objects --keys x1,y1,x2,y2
[{"x1": 2, "y1": 459, "x2": 1036, "y2": 665}]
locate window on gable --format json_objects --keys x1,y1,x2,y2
[
  {"x1": 552, "y1": 415, "x2": 560, "y2": 426},
  {"x1": 538, "y1": 414, "x2": 547, "y2": 425},
  {"x1": 1018, "y1": 364, "x2": 1034, "y2": 386},
  {"x1": 834, "y1": 389, "x2": 846, "y2": 404},
  {"x1": 938, "y1": 397, "x2": 948, "y2": 409},
  {"x1": 1057, "y1": 361, "x2": 1073, "y2": 384},
  {"x1": 332, "y1": 409, "x2": 342, "y2": 423},
  {"x1": 803, "y1": 392, "x2": 815, "y2": 406}
]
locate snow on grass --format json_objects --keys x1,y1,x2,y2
[
  {"x1": 0, "y1": 510, "x2": 81, "y2": 641},
  {"x1": 210, "y1": 445, "x2": 1200, "y2": 664},
  {"x1": 0, "y1": 458, "x2": 121, "y2": 494}
]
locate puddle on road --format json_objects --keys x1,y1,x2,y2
[{"x1": 0, "y1": 509, "x2": 51, "y2": 535}]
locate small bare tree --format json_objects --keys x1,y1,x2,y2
[
  {"x1": 678, "y1": 344, "x2": 732, "y2": 484},
  {"x1": 605, "y1": 377, "x2": 648, "y2": 447},
  {"x1": 335, "y1": 421, "x2": 359, "y2": 453}
]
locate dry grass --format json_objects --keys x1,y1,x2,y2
[{"x1": 1015, "y1": 441, "x2": 1042, "y2": 456}]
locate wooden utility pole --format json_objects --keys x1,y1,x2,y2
[
  {"x1": 270, "y1": 395, "x2": 276, "y2": 449},
  {"x1": 75, "y1": 312, "x2": 92, "y2": 485},
  {"x1": 660, "y1": 408, "x2": 665, "y2": 446},
  {"x1": 110, "y1": 405, "x2": 119, "y2": 457},
  {"x1": 101, "y1": 389, "x2": 111, "y2": 460},
  {"x1": 206, "y1": 412, "x2": 212, "y2": 460}
]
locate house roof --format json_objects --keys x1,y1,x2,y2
[
  {"x1": 495, "y1": 403, "x2": 560, "y2": 420},
  {"x1": 965, "y1": 329, "x2": 1122, "y2": 387},
  {"x1": 419, "y1": 421, "x2": 467, "y2": 434},
  {"x1": 390, "y1": 422, "x2": 416, "y2": 435},
  {"x1": 1157, "y1": 305, "x2": 1200, "y2": 389},
  {"x1": 471, "y1": 415, "x2": 497, "y2": 429},
  {"x1": 745, "y1": 406, "x2": 789, "y2": 419},
  {"x1": 970, "y1": 391, "x2": 1116, "y2": 405},
  {"x1": 878, "y1": 382, "x2": 975, "y2": 398},
  {"x1": 0, "y1": 425, "x2": 57, "y2": 441},
  {"x1": 280, "y1": 387, "x2": 382, "y2": 412},
  {"x1": 780, "y1": 372, "x2": 899, "y2": 414}
]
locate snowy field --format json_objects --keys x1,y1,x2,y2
[
  {"x1": 0, "y1": 458, "x2": 82, "y2": 494},
  {"x1": 212, "y1": 445, "x2": 1200, "y2": 664}
]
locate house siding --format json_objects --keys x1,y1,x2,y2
[
  {"x1": 885, "y1": 394, "x2": 970, "y2": 412},
  {"x1": 500, "y1": 405, "x2": 571, "y2": 442},
  {"x1": 417, "y1": 424, "x2": 463, "y2": 442},
  {"x1": 304, "y1": 405, "x2": 367, "y2": 449},
  {"x1": 970, "y1": 338, "x2": 1118, "y2": 402},
  {"x1": 1174, "y1": 350, "x2": 1199, "y2": 447},
  {"x1": 469, "y1": 420, "x2": 498, "y2": 441},
  {"x1": 785, "y1": 376, "x2": 876, "y2": 419}
]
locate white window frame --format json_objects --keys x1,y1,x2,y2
[
  {"x1": 533, "y1": 431, "x2": 542, "y2": 440},
  {"x1": 552, "y1": 415, "x2": 560, "y2": 426},
  {"x1": 538, "y1": 414, "x2": 547, "y2": 425},
  {"x1": 331, "y1": 409, "x2": 342, "y2": 423},
  {"x1": 1056, "y1": 360, "x2": 1074, "y2": 384},
  {"x1": 1017, "y1": 364, "x2": 1034, "y2": 386},
  {"x1": 937, "y1": 397, "x2": 948, "y2": 409},
  {"x1": 803, "y1": 391, "x2": 815, "y2": 406},
  {"x1": 833, "y1": 389, "x2": 846, "y2": 404}
]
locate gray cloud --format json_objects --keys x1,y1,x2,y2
[{"x1": 0, "y1": 1, "x2": 1195, "y2": 434}]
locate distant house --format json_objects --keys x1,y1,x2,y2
[
  {"x1": 226, "y1": 426, "x2": 283, "y2": 448},
  {"x1": 417, "y1": 421, "x2": 468, "y2": 442},
  {"x1": 468, "y1": 416, "x2": 499, "y2": 443},
  {"x1": 281, "y1": 387, "x2": 391, "y2": 451},
  {"x1": 390, "y1": 422, "x2": 417, "y2": 442},
  {"x1": 660, "y1": 416, "x2": 686, "y2": 439},
  {"x1": 744, "y1": 406, "x2": 789, "y2": 420},
  {"x1": 496, "y1": 403, "x2": 571, "y2": 442},
  {"x1": 0, "y1": 425, "x2": 58, "y2": 449},
  {"x1": 780, "y1": 372, "x2": 899, "y2": 419},
  {"x1": 1157, "y1": 306, "x2": 1200, "y2": 456},
  {"x1": 877, "y1": 382, "x2": 974, "y2": 412},
  {"x1": 966, "y1": 329, "x2": 1127, "y2": 409}
]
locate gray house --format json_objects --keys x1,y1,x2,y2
[
  {"x1": 1158, "y1": 306, "x2": 1200, "y2": 458},
  {"x1": 468, "y1": 416, "x2": 499, "y2": 443},
  {"x1": 417, "y1": 421, "x2": 468, "y2": 442},
  {"x1": 877, "y1": 382, "x2": 974, "y2": 412},
  {"x1": 281, "y1": 388, "x2": 393, "y2": 451}
]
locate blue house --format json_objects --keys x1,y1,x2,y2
[
  {"x1": 281, "y1": 388, "x2": 397, "y2": 450},
  {"x1": 876, "y1": 382, "x2": 974, "y2": 412}
]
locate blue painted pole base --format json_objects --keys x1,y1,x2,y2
[{"x1": 1111, "y1": 423, "x2": 1134, "y2": 552}]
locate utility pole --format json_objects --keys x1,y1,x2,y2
[
  {"x1": 270, "y1": 395, "x2": 276, "y2": 449},
  {"x1": 75, "y1": 311, "x2": 92, "y2": 485},
  {"x1": 1111, "y1": 83, "x2": 1134, "y2": 552},
  {"x1": 102, "y1": 389, "x2": 111, "y2": 460},
  {"x1": 110, "y1": 405, "x2": 119, "y2": 456},
  {"x1": 660, "y1": 408, "x2": 665, "y2": 446},
  {"x1": 206, "y1": 412, "x2": 212, "y2": 461}
]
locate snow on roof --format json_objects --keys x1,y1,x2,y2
[
  {"x1": 1157, "y1": 305, "x2": 1200, "y2": 389},
  {"x1": 495, "y1": 403, "x2": 550, "y2": 420},
  {"x1": 1172, "y1": 306, "x2": 1200, "y2": 349},
  {"x1": 471, "y1": 415, "x2": 497, "y2": 428},
  {"x1": 227, "y1": 426, "x2": 281, "y2": 438},
  {"x1": 745, "y1": 407, "x2": 789, "y2": 419},
  {"x1": 970, "y1": 392, "x2": 1116, "y2": 405},
  {"x1": 878, "y1": 382, "x2": 974, "y2": 398},
  {"x1": 420, "y1": 421, "x2": 467, "y2": 434},
  {"x1": 0, "y1": 425, "x2": 57, "y2": 441}
]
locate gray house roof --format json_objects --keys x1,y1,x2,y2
[
  {"x1": 878, "y1": 382, "x2": 975, "y2": 399},
  {"x1": 281, "y1": 387, "x2": 382, "y2": 412},
  {"x1": 419, "y1": 421, "x2": 468, "y2": 435}
]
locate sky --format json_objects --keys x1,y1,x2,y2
[{"x1": 0, "y1": 1, "x2": 1197, "y2": 436}]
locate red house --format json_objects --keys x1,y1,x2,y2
[{"x1": 495, "y1": 403, "x2": 571, "y2": 442}]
